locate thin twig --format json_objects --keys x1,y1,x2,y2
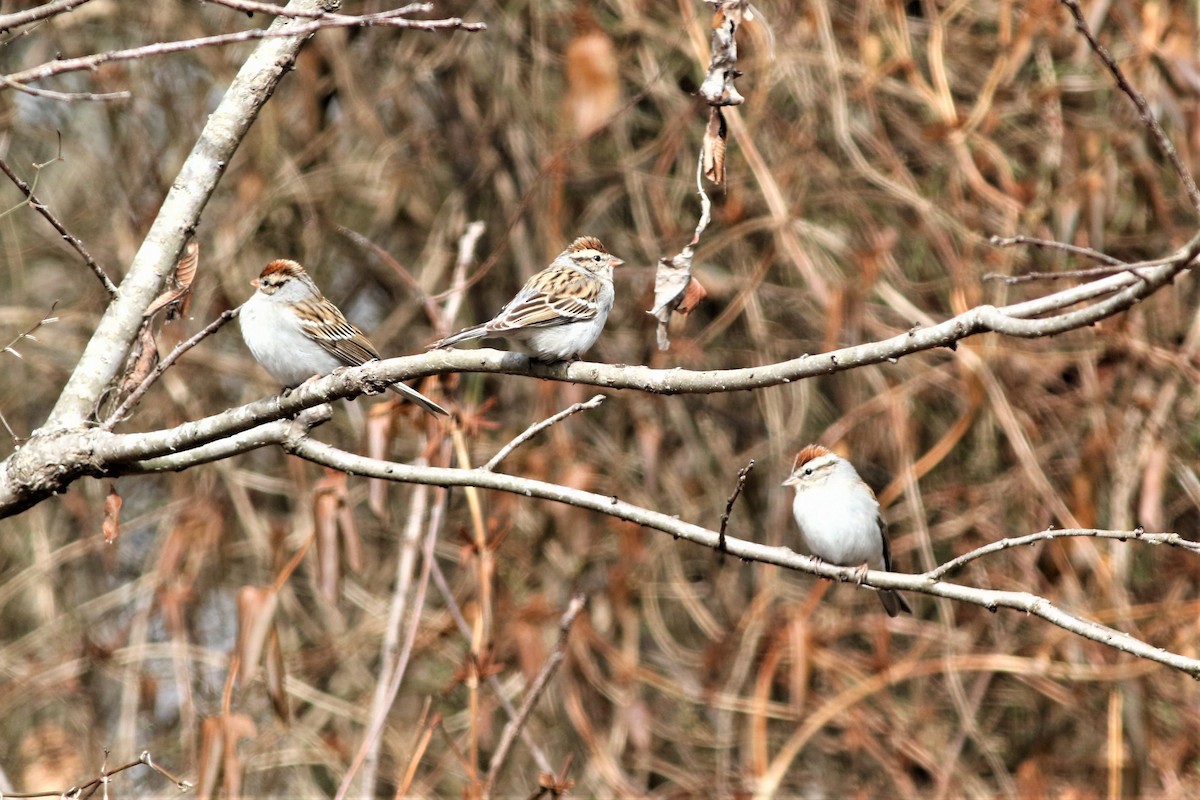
[
  {"x1": 988, "y1": 234, "x2": 1126, "y2": 267},
  {"x1": 437, "y1": 220, "x2": 487, "y2": 338},
  {"x1": 0, "y1": 75, "x2": 129, "y2": 102},
  {"x1": 717, "y1": 459, "x2": 755, "y2": 557},
  {"x1": 103, "y1": 307, "x2": 241, "y2": 429},
  {"x1": 334, "y1": 482, "x2": 447, "y2": 800},
  {"x1": 484, "y1": 395, "x2": 606, "y2": 471},
  {"x1": 1058, "y1": 0, "x2": 1200, "y2": 216},
  {"x1": 333, "y1": 223, "x2": 442, "y2": 327},
  {"x1": 2, "y1": 6, "x2": 485, "y2": 91},
  {"x1": 429, "y1": 559, "x2": 555, "y2": 774},
  {"x1": 926, "y1": 527, "x2": 1200, "y2": 580},
  {"x1": 0, "y1": 153, "x2": 118, "y2": 295},
  {"x1": 483, "y1": 594, "x2": 587, "y2": 799},
  {"x1": 0, "y1": 0, "x2": 94, "y2": 34},
  {"x1": 2, "y1": 300, "x2": 59, "y2": 360},
  {"x1": 0, "y1": 750, "x2": 191, "y2": 798}
]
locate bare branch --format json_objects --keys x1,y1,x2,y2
[
  {"x1": 0, "y1": 0, "x2": 94, "y2": 35},
  {"x1": 484, "y1": 594, "x2": 587, "y2": 798},
  {"x1": 0, "y1": 153, "x2": 118, "y2": 295},
  {"x1": 927, "y1": 527, "x2": 1200, "y2": 580},
  {"x1": 280, "y1": 436, "x2": 1200, "y2": 678},
  {"x1": 2, "y1": 6, "x2": 485, "y2": 92},
  {"x1": 2, "y1": 301, "x2": 59, "y2": 362},
  {"x1": 988, "y1": 234, "x2": 1127, "y2": 268},
  {"x1": 1059, "y1": 0, "x2": 1200, "y2": 216},
  {"x1": 0, "y1": 749, "x2": 190, "y2": 798},
  {"x1": 484, "y1": 394, "x2": 605, "y2": 471},
  {"x1": 0, "y1": 75, "x2": 130, "y2": 102},
  {"x1": 42, "y1": 0, "x2": 338, "y2": 429},
  {"x1": 717, "y1": 459, "x2": 755, "y2": 555}
]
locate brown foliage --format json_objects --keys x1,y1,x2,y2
[{"x1": 3, "y1": 1, "x2": 1200, "y2": 798}]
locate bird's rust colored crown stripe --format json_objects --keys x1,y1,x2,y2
[
  {"x1": 792, "y1": 444, "x2": 832, "y2": 470},
  {"x1": 260, "y1": 259, "x2": 303, "y2": 279},
  {"x1": 567, "y1": 236, "x2": 606, "y2": 253}
]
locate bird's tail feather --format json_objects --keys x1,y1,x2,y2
[{"x1": 388, "y1": 381, "x2": 448, "y2": 416}]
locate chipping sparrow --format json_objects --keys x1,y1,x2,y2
[
  {"x1": 429, "y1": 236, "x2": 624, "y2": 362},
  {"x1": 239, "y1": 259, "x2": 448, "y2": 416},
  {"x1": 783, "y1": 445, "x2": 911, "y2": 617}
]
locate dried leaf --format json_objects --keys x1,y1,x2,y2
[
  {"x1": 195, "y1": 717, "x2": 225, "y2": 800},
  {"x1": 649, "y1": 248, "x2": 707, "y2": 350},
  {"x1": 366, "y1": 401, "x2": 395, "y2": 517},
  {"x1": 702, "y1": 108, "x2": 728, "y2": 185},
  {"x1": 116, "y1": 321, "x2": 159, "y2": 399},
  {"x1": 146, "y1": 237, "x2": 199, "y2": 320},
  {"x1": 234, "y1": 585, "x2": 279, "y2": 686},
  {"x1": 564, "y1": 27, "x2": 620, "y2": 138},
  {"x1": 677, "y1": 275, "x2": 709, "y2": 314},
  {"x1": 101, "y1": 484, "x2": 122, "y2": 544},
  {"x1": 313, "y1": 470, "x2": 355, "y2": 599},
  {"x1": 314, "y1": 489, "x2": 341, "y2": 602},
  {"x1": 264, "y1": 626, "x2": 290, "y2": 721}
]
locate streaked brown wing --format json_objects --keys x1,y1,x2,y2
[
  {"x1": 295, "y1": 297, "x2": 381, "y2": 366},
  {"x1": 489, "y1": 270, "x2": 599, "y2": 331}
]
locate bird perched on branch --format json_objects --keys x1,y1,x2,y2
[
  {"x1": 239, "y1": 259, "x2": 447, "y2": 415},
  {"x1": 430, "y1": 236, "x2": 623, "y2": 362},
  {"x1": 783, "y1": 445, "x2": 911, "y2": 617}
]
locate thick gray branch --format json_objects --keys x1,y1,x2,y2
[
  {"x1": 43, "y1": 0, "x2": 329, "y2": 430},
  {"x1": 0, "y1": 243, "x2": 1193, "y2": 516}
]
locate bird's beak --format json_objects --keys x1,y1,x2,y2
[
  {"x1": 250, "y1": 278, "x2": 259, "y2": 287},
  {"x1": 610, "y1": 255, "x2": 625, "y2": 267},
  {"x1": 781, "y1": 475, "x2": 799, "y2": 487}
]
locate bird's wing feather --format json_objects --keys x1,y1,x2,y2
[
  {"x1": 487, "y1": 269, "x2": 600, "y2": 331},
  {"x1": 294, "y1": 296, "x2": 380, "y2": 366}
]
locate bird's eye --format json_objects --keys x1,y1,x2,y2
[
  {"x1": 593, "y1": 254, "x2": 602, "y2": 262},
  {"x1": 804, "y1": 468, "x2": 813, "y2": 476}
]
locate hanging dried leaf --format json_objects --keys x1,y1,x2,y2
[
  {"x1": 366, "y1": 401, "x2": 395, "y2": 517},
  {"x1": 263, "y1": 627, "x2": 290, "y2": 721},
  {"x1": 699, "y1": 0, "x2": 748, "y2": 106},
  {"x1": 234, "y1": 585, "x2": 279, "y2": 686},
  {"x1": 195, "y1": 717, "x2": 225, "y2": 800},
  {"x1": 115, "y1": 321, "x2": 159, "y2": 401},
  {"x1": 313, "y1": 472, "x2": 345, "y2": 602},
  {"x1": 101, "y1": 484, "x2": 122, "y2": 544},
  {"x1": 650, "y1": 248, "x2": 707, "y2": 350},
  {"x1": 146, "y1": 237, "x2": 199, "y2": 320},
  {"x1": 677, "y1": 274, "x2": 709, "y2": 314},
  {"x1": 702, "y1": 108, "x2": 728, "y2": 185},
  {"x1": 312, "y1": 468, "x2": 363, "y2": 597},
  {"x1": 564, "y1": 26, "x2": 620, "y2": 138}
]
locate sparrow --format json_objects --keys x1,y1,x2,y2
[
  {"x1": 783, "y1": 445, "x2": 911, "y2": 617},
  {"x1": 239, "y1": 259, "x2": 447, "y2": 415},
  {"x1": 429, "y1": 236, "x2": 623, "y2": 362}
]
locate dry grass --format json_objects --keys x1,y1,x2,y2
[{"x1": 2, "y1": 0, "x2": 1200, "y2": 796}]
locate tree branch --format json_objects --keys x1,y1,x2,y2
[
  {"x1": 41, "y1": 0, "x2": 339, "y2": 429},
  {"x1": 279, "y1": 436, "x2": 1200, "y2": 678},
  {"x1": 2, "y1": 5, "x2": 485, "y2": 92}
]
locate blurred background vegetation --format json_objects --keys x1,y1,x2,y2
[{"x1": 3, "y1": 0, "x2": 1200, "y2": 796}]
